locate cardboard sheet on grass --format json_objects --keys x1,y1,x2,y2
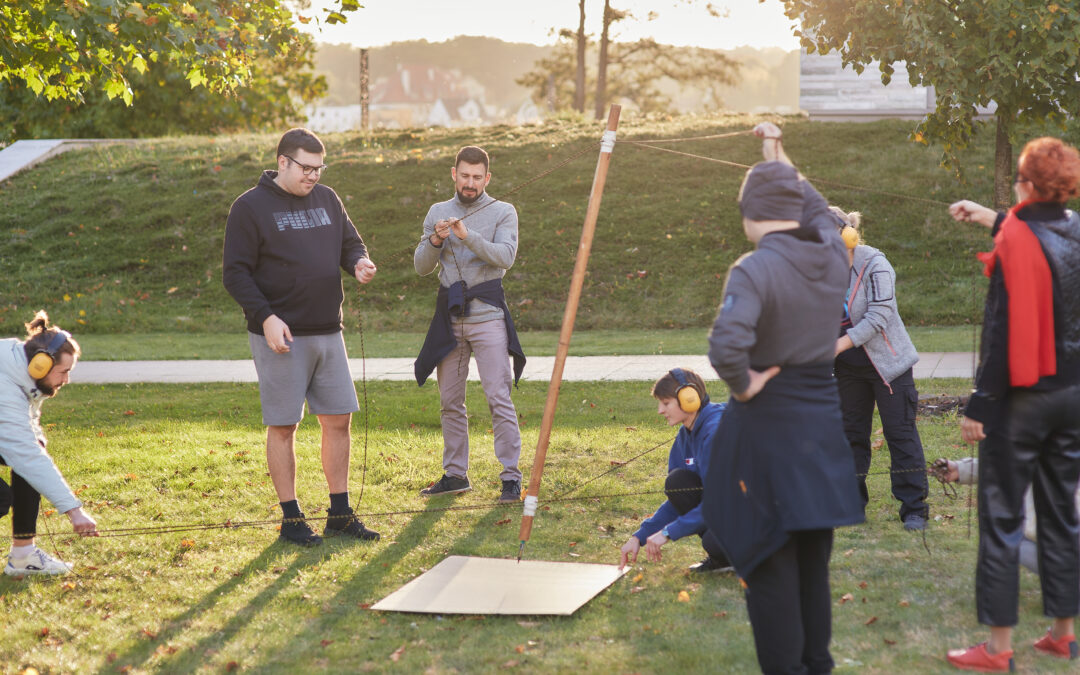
[{"x1": 372, "y1": 556, "x2": 628, "y2": 615}]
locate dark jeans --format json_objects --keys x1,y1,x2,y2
[
  {"x1": 0, "y1": 457, "x2": 42, "y2": 539},
  {"x1": 665, "y1": 468, "x2": 728, "y2": 563},
  {"x1": 976, "y1": 384, "x2": 1080, "y2": 626},
  {"x1": 835, "y1": 363, "x2": 928, "y2": 521},
  {"x1": 744, "y1": 529, "x2": 835, "y2": 675}
]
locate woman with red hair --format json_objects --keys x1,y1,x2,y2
[{"x1": 946, "y1": 137, "x2": 1080, "y2": 672}]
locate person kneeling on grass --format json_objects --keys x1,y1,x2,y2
[
  {"x1": 0, "y1": 311, "x2": 98, "y2": 575},
  {"x1": 619, "y1": 369, "x2": 731, "y2": 573}
]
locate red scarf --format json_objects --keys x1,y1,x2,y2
[{"x1": 976, "y1": 200, "x2": 1056, "y2": 387}]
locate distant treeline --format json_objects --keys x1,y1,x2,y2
[{"x1": 313, "y1": 37, "x2": 798, "y2": 114}]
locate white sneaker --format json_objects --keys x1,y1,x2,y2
[{"x1": 4, "y1": 547, "x2": 73, "y2": 576}]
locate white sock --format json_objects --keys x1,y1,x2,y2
[{"x1": 9, "y1": 544, "x2": 35, "y2": 559}]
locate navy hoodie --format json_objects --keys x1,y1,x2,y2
[{"x1": 223, "y1": 171, "x2": 368, "y2": 335}]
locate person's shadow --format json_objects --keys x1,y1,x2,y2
[{"x1": 95, "y1": 503, "x2": 445, "y2": 674}]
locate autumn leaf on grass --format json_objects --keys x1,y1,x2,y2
[
  {"x1": 514, "y1": 645, "x2": 525, "y2": 654},
  {"x1": 858, "y1": 581, "x2": 868, "y2": 589},
  {"x1": 865, "y1": 616, "x2": 878, "y2": 626},
  {"x1": 142, "y1": 627, "x2": 157, "y2": 639},
  {"x1": 321, "y1": 639, "x2": 334, "y2": 647},
  {"x1": 494, "y1": 518, "x2": 511, "y2": 526},
  {"x1": 630, "y1": 586, "x2": 646, "y2": 594},
  {"x1": 389, "y1": 645, "x2": 405, "y2": 662},
  {"x1": 871, "y1": 439, "x2": 885, "y2": 450},
  {"x1": 677, "y1": 590, "x2": 690, "y2": 602},
  {"x1": 180, "y1": 539, "x2": 195, "y2": 549},
  {"x1": 631, "y1": 573, "x2": 643, "y2": 583},
  {"x1": 838, "y1": 593, "x2": 854, "y2": 605}
]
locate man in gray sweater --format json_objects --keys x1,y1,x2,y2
[{"x1": 413, "y1": 146, "x2": 525, "y2": 503}]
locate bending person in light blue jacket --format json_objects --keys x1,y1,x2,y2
[
  {"x1": 0, "y1": 311, "x2": 97, "y2": 576},
  {"x1": 618, "y1": 368, "x2": 730, "y2": 573}
]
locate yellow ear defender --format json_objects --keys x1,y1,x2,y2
[
  {"x1": 840, "y1": 225, "x2": 859, "y2": 250},
  {"x1": 27, "y1": 330, "x2": 70, "y2": 380},
  {"x1": 669, "y1": 368, "x2": 701, "y2": 414}
]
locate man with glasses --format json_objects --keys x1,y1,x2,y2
[{"x1": 223, "y1": 128, "x2": 379, "y2": 547}]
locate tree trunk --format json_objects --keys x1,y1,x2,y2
[
  {"x1": 574, "y1": 0, "x2": 586, "y2": 113},
  {"x1": 993, "y1": 113, "x2": 1013, "y2": 210},
  {"x1": 595, "y1": 0, "x2": 612, "y2": 120}
]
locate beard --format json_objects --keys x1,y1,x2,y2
[
  {"x1": 35, "y1": 379, "x2": 57, "y2": 397},
  {"x1": 456, "y1": 189, "x2": 482, "y2": 204}
]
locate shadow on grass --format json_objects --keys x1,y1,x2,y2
[
  {"x1": 133, "y1": 506, "x2": 449, "y2": 673},
  {"x1": 95, "y1": 540, "x2": 314, "y2": 674}
]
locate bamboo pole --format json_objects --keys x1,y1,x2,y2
[{"x1": 518, "y1": 105, "x2": 621, "y2": 561}]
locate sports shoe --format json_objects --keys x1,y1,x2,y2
[
  {"x1": 1033, "y1": 629, "x2": 1079, "y2": 659},
  {"x1": 498, "y1": 480, "x2": 522, "y2": 504},
  {"x1": 420, "y1": 474, "x2": 471, "y2": 497},
  {"x1": 688, "y1": 556, "x2": 734, "y2": 574},
  {"x1": 4, "y1": 547, "x2": 73, "y2": 576},
  {"x1": 946, "y1": 642, "x2": 1014, "y2": 672},
  {"x1": 903, "y1": 514, "x2": 927, "y2": 531},
  {"x1": 324, "y1": 508, "x2": 380, "y2": 541},
  {"x1": 279, "y1": 513, "x2": 323, "y2": 547}
]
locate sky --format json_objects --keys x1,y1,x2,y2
[{"x1": 294, "y1": 0, "x2": 801, "y2": 51}]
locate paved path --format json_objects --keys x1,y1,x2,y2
[
  {"x1": 70, "y1": 352, "x2": 976, "y2": 384},
  {"x1": 0, "y1": 139, "x2": 137, "y2": 183}
]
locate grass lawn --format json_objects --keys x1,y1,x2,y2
[
  {"x1": 1, "y1": 115, "x2": 1023, "y2": 336},
  {"x1": 74, "y1": 326, "x2": 980, "y2": 361},
  {"x1": 3, "y1": 378, "x2": 1071, "y2": 673}
]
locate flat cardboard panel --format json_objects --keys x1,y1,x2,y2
[{"x1": 371, "y1": 556, "x2": 628, "y2": 615}]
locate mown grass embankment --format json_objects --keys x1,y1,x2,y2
[{"x1": 0, "y1": 114, "x2": 1022, "y2": 340}]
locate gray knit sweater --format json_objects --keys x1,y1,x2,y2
[{"x1": 413, "y1": 193, "x2": 518, "y2": 324}]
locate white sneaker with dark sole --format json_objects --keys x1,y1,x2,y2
[{"x1": 4, "y1": 548, "x2": 74, "y2": 576}]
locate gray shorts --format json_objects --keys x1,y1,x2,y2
[{"x1": 248, "y1": 332, "x2": 359, "y2": 426}]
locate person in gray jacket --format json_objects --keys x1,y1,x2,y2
[
  {"x1": 0, "y1": 311, "x2": 98, "y2": 575},
  {"x1": 413, "y1": 146, "x2": 524, "y2": 504},
  {"x1": 832, "y1": 207, "x2": 929, "y2": 531}
]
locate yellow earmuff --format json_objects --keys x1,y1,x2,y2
[
  {"x1": 840, "y1": 225, "x2": 859, "y2": 250},
  {"x1": 27, "y1": 330, "x2": 70, "y2": 380},
  {"x1": 669, "y1": 368, "x2": 701, "y2": 414}
]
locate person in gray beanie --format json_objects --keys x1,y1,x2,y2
[{"x1": 704, "y1": 130, "x2": 863, "y2": 674}]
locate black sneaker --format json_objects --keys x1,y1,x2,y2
[
  {"x1": 689, "y1": 556, "x2": 734, "y2": 574},
  {"x1": 498, "y1": 480, "x2": 522, "y2": 503},
  {"x1": 324, "y1": 507, "x2": 380, "y2": 541},
  {"x1": 279, "y1": 513, "x2": 323, "y2": 547},
  {"x1": 420, "y1": 474, "x2": 471, "y2": 497},
  {"x1": 903, "y1": 514, "x2": 927, "y2": 531}
]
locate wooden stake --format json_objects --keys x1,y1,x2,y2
[{"x1": 518, "y1": 105, "x2": 621, "y2": 560}]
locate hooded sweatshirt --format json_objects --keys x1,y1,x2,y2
[
  {"x1": 222, "y1": 171, "x2": 369, "y2": 335},
  {"x1": 709, "y1": 227, "x2": 848, "y2": 393},
  {"x1": 0, "y1": 339, "x2": 81, "y2": 513}
]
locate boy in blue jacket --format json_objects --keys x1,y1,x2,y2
[{"x1": 618, "y1": 368, "x2": 730, "y2": 573}]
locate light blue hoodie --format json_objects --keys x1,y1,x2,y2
[{"x1": 0, "y1": 338, "x2": 81, "y2": 513}]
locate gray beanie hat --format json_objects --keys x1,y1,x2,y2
[{"x1": 738, "y1": 161, "x2": 804, "y2": 222}]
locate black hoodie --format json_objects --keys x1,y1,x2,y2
[{"x1": 223, "y1": 171, "x2": 368, "y2": 335}]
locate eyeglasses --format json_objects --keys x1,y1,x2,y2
[{"x1": 282, "y1": 154, "x2": 327, "y2": 177}]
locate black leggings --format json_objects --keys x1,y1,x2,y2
[
  {"x1": 665, "y1": 468, "x2": 728, "y2": 563},
  {"x1": 0, "y1": 468, "x2": 41, "y2": 540}
]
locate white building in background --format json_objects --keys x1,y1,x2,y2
[{"x1": 800, "y1": 49, "x2": 996, "y2": 120}]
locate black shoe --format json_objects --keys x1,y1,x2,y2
[
  {"x1": 903, "y1": 514, "x2": 927, "y2": 531},
  {"x1": 279, "y1": 513, "x2": 323, "y2": 547},
  {"x1": 324, "y1": 507, "x2": 380, "y2": 541},
  {"x1": 498, "y1": 480, "x2": 522, "y2": 503},
  {"x1": 689, "y1": 556, "x2": 734, "y2": 574},
  {"x1": 420, "y1": 474, "x2": 471, "y2": 497}
]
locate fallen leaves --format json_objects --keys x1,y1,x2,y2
[
  {"x1": 864, "y1": 616, "x2": 878, "y2": 626},
  {"x1": 389, "y1": 645, "x2": 405, "y2": 662},
  {"x1": 631, "y1": 573, "x2": 643, "y2": 583},
  {"x1": 494, "y1": 518, "x2": 511, "y2": 526},
  {"x1": 677, "y1": 590, "x2": 690, "y2": 602},
  {"x1": 838, "y1": 593, "x2": 855, "y2": 605}
]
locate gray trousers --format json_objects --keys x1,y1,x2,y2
[{"x1": 437, "y1": 319, "x2": 522, "y2": 482}]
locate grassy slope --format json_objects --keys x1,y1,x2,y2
[
  {"x1": 0, "y1": 115, "x2": 1009, "y2": 338},
  {"x1": 5, "y1": 379, "x2": 1073, "y2": 673}
]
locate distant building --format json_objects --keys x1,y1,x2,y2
[
  {"x1": 305, "y1": 64, "x2": 499, "y2": 131},
  {"x1": 799, "y1": 49, "x2": 995, "y2": 121}
]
